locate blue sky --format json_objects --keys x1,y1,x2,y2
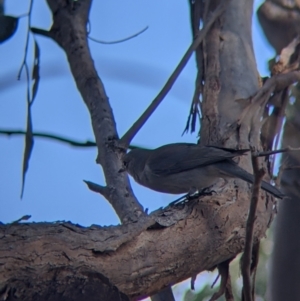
[{"x1": 0, "y1": 0, "x2": 274, "y2": 299}]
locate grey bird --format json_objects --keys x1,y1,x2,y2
[{"x1": 121, "y1": 143, "x2": 284, "y2": 199}]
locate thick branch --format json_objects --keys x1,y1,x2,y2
[
  {"x1": 0, "y1": 192, "x2": 274, "y2": 300},
  {"x1": 46, "y1": 0, "x2": 143, "y2": 222}
]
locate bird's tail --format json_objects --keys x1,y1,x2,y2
[{"x1": 217, "y1": 162, "x2": 284, "y2": 199}]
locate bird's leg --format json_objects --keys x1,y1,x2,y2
[
  {"x1": 168, "y1": 194, "x2": 188, "y2": 206},
  {"x1": 168, "y1": 186, "x2": 216, "y2": 207},
  {"x1": 168, "y1": 187, "x2": 198, "y2": 206}
]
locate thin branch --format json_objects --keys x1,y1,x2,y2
[
  {"x1": 0, "y1": 129, "x2": 96, "y2": 147},
  {"x1": 88, "y1": 26, "x2": 148, "y2": 45},
  {"x1": 190, "y1": 274, "x2": 197, "y2": 290},
  {"x1": 211, "y1": 274, "x2": 220, "y2": 289},
  {"x1": 0, "y1": 129, "x2": 141, "y2": 149},
  {"x1": 17, "y1": 0, "x2": 34, "y2": 80},
  {"x1": 241, "y1": 152, "x2": 265, "y2": 301},
  {"x1": 30, "y1": 27, "x2": 51, "y2": 38},
  {"x1": 253, "y1": 146, "x2": 300, "y2": 157},
  {"x1": 83, "y1": 180, "x2": 110, "y2": 199},
  {"x1": 209, "y1": 259, "x2": 232, "y2": 301},
  {"x1": 119, "y1": 0, "x2": 230, "y2": 148}
]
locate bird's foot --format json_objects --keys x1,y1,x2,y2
[{"x1": 168, "y1": 187, "x2": 216, "y2": 207}]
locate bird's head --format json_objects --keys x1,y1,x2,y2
[{"x1": 119, "y1": 148, "x2": 149, "y2": 180}]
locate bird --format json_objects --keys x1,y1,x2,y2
[{"x1": 120, "y1": 143, "x2": 284, "y2": 199}]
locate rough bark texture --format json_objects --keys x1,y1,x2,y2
[
  {"x1": 46, "y1": 0, "x2": 144, "y2": 224},
  {"x1": 1, "y1": 189, "x2": 274, "y2": 300}
]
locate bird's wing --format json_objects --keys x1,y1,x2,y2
[{"x1": 148, "y1": 143, "x2": 249, "y2": 176}]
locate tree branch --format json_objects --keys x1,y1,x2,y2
[
  {"x1": 0, "y1": 193, "x2": 273, "y2": 300},
  {"x1": 119, "y1": 0, "x2": 231, "y2": 148},
  {"x1": 209, "y1": 259, "x2": 233, "y2": 301},
  {"x1": 88, "y1": 26, "x2": 148, "y2": 44},
  {"x1": 253, "y1": 146, "x2": 300, "y2": 157},
  {"x1": 0, "y1": 129, "x2": 97, "y2": 147},
  {"x1": 241, "y1": 152, "x2": 265, "y2": 301},
  {"x1": 45, "y1": 0, "x2": 143, "y2": 223},
  {"x1": 0, "y1": 129, "x2": 143, "y2": 149},
  {"x1": 84, "y1": 180, "x2": 111, "y2": 199}
]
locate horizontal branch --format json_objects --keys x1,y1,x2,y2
[
  {"x1": 0, "y1": 190, "x2": 274, "y2": 300},
  {"x1": 0, "y1": 129, "x2": 96, "y2": 147},
  {"x1": 253, "y1": 146, "x2": 300, "y2": 157},
  {"x1": 0, "y1": 129, "x2": 141, "y2": 149}
]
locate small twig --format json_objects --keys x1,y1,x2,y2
[
  {"x1": 83, "y1": 180, "x2": 110, "y2": 199},
  {"x1": 209, "y1": 259, "x2": 232, "y2": 301},
  {"x1": 241, "y1": 152, "x2": 265, "y2": 301},
  {"x1": 119, "y1": 0, "x2": 230, "y2": 148},
  {"x1": 88, "y1": 26, "x2": 148, "y2": 45},
  {"x1": 190, "y1": 274, "x2": 197, "y2": 290},
  {"x1": 30, "y1": 27, "x2": 51, "y2": 38},
  {"x1": 0, "y1": 129, "x2": 140, "y2": 149},
  {"x1": 0, "y1": 129, "x2": 96, "y2": 147},
  {"x1": 211, "y1": 274, "x2": 220, "y2": 289},
  {"x1": 253, "y1": 146, "x2": 300, "y2": 157},
  {"x1": 17, "y1": 0, "x2": 34, "y2": 80}
]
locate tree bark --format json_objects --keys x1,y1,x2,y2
[{"x1": 1, "y1": 190, "x2": 274, "y2": 300}]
